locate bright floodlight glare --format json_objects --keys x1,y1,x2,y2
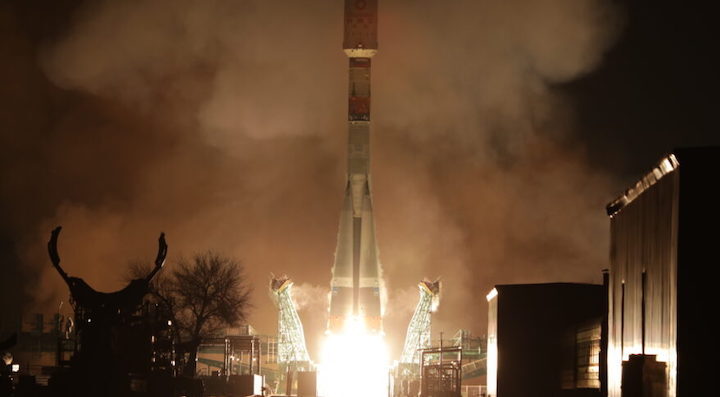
[{"x1": 319, "y1": 316, "x2": 389, "y2": 397}]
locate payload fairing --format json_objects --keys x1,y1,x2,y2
[{"x1": 328, "y1": 0, "x2": 382, "y2": 334}]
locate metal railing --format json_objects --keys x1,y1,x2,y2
[{"x1": 460, "y1": 385, "x2": 486, "y2": 397}]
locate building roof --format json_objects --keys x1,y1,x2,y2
[
  {"x1": 605, "y1": 147, "x2": 720, "y2": 218},
  {"x1": 487, "y1": 282, "x2": 603, "y2": 302},
  {"x1": 606, "y1": 153, "x2": 679, "y2": 217}
]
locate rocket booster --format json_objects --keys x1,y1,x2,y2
[{"x1": 328, "y1": 0, "x2": 382, "y2": 334}]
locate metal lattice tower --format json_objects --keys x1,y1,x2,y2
[
  {"x1": 400, "y1": 280, "x2": 441, "y2": 364},
  {"x1": 271, "y1": 276, "x2": 311, "y2": 363}
]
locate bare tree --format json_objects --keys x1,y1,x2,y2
[
  {"x1": 172, "y1": 252, "x2": 252, "y2": 375},
  {"x1": 125, "y1": 252, "x2": 252, "y2": 376}
]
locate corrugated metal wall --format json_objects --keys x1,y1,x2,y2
[{"x1": 608, "y1": 169, "x2": 678, "y2": 397}]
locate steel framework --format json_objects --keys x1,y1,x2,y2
[
  {"x1": 400, "y1": 280, "x2": 440, "y2": 364},
  {"x1": 270, "y1": 276, "x2": 311, "y2": 364}
]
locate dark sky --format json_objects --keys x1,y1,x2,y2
[
  {"x1": 565, "y1": 0, "x2": 720, "y2": 176},
  {"x1": 1, "y1": 0, "x2": 718, "y2": 358}
]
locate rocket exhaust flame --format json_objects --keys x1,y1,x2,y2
[{"x1": 319, "y1": 317, "x2": 389, "y2": 397}]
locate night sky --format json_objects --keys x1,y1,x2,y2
[{"x1": 1, "y1": 0, "x2": 718, "y2": 358}]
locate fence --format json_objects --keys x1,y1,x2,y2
[{"x1": 461, "y1": 385, "x2": 487, "y2": 397}]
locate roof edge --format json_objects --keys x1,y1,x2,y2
[{"x1": 606, "y1": 153, "x2": 679, "y2": 217}]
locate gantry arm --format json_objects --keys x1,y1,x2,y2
[
  {"x1": 145, "y1": 232, "x2": 167, "y2": 282},
  {"x1": 48, "y1": 226, "x2": 71, "y2": 285}
]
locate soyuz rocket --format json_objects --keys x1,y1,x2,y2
[{"x1": 328, "y1": 0, "x2": 382, "y2": 334}]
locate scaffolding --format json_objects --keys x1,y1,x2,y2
[
  {"x1": 420, "y1": 345, "x2": 462, "y2": 397},
  {"x1": 270, "y1": 276, "x2": 311, "y2": 364},
  {"x1": 199, "y1": 335, "x2": 262, "y2": 376},
  {"x1": 450, "y1": 330, "x2": 486, "y2": 380},
  {"x1": 400, "y1": 280, "x2": 441, "y2": 365}
]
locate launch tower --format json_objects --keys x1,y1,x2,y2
[
  {"x1": 400, "y1": 280, "x2": 441, "y2": 365},
  {"x1": 328, "y1": 0, "x2": 382, "y2": 334},
  {"x1": 271, "y1": 276, "x2": 312, "y2": 364}
]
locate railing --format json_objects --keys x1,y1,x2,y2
[{"x1": 460, "y1": 385, "x2": 486, "y2": 397}]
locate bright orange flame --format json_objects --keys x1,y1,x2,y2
[{"x1": 318, "y1": 316, "x2": 389, "y2": 397}]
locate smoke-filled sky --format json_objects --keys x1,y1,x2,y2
[{"x1": 1, "y1": 0, "x2": 718, "y2": 358}]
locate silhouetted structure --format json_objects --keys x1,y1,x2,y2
[
  {"x1": 47, "y1": 226, "x2": 176, "y2": 397},
  {"x1": 485, "y1": 283, "x2": 606, "y2": 397},
  {"x1": 1, "y1": 333, "x2": 17, "y2": 397},
  {"x1": 0, "y1": 334, "x2": 16, "y2": 352},
  {"x1": 606, "y1": 147, "x2": 720, "y2": 397}
]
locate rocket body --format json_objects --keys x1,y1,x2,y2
[
  {"x1": 343, "y1": 0, "x2": 378, "y2": 57},
  {"x1": 328, "y1": 0, "x2": 382, "y2": 334}
]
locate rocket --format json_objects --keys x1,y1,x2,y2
[{"x1": 328, "y1": 0, "x2": 382, "y2": 334}]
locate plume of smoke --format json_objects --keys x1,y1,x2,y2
[
  {"x1": 291, "y1": 283, "x2": 330, "y2": 356},
  {"x1": 1, "y1": 0, "x2": 622, "y2": 353},
  {"x1": 292, "y1": 283, "x2": 329, "y2": 312}
]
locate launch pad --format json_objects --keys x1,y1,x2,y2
[{"x1": 271, "y1": 2, "x2": 454, "y2": 397}]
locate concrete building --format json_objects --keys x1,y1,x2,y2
[
  {"x1": 486, "y1": 283, "x2": 606, "y2": 397},
  {"x1": 605, "y1": 147, "x2": 720, "y2": 397}
]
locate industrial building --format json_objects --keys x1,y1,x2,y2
[
  {"x1": 605, "y1": 147, "x2": 720, "y2": 397},
  {"x1": 0, "y1": 313, "x2": 71, "y2": 383},
  {"x1": 485, "y1": 283, "x2": 606, "y2": 397}
]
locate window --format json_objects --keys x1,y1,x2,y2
[{"x1": 576, "y1": 322, "x2": 601, "y2": 389}]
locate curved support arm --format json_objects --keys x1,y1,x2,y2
[
  {"x1": 146, "y1": 232, "x2": 167, "y2": 282},
  {"x1": 48, "y1": 226, "x2": 71, "y2": 285}
]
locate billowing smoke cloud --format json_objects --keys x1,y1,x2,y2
[{"x1": 1, "y1": 0, "x2": 621, "y2": 357}]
